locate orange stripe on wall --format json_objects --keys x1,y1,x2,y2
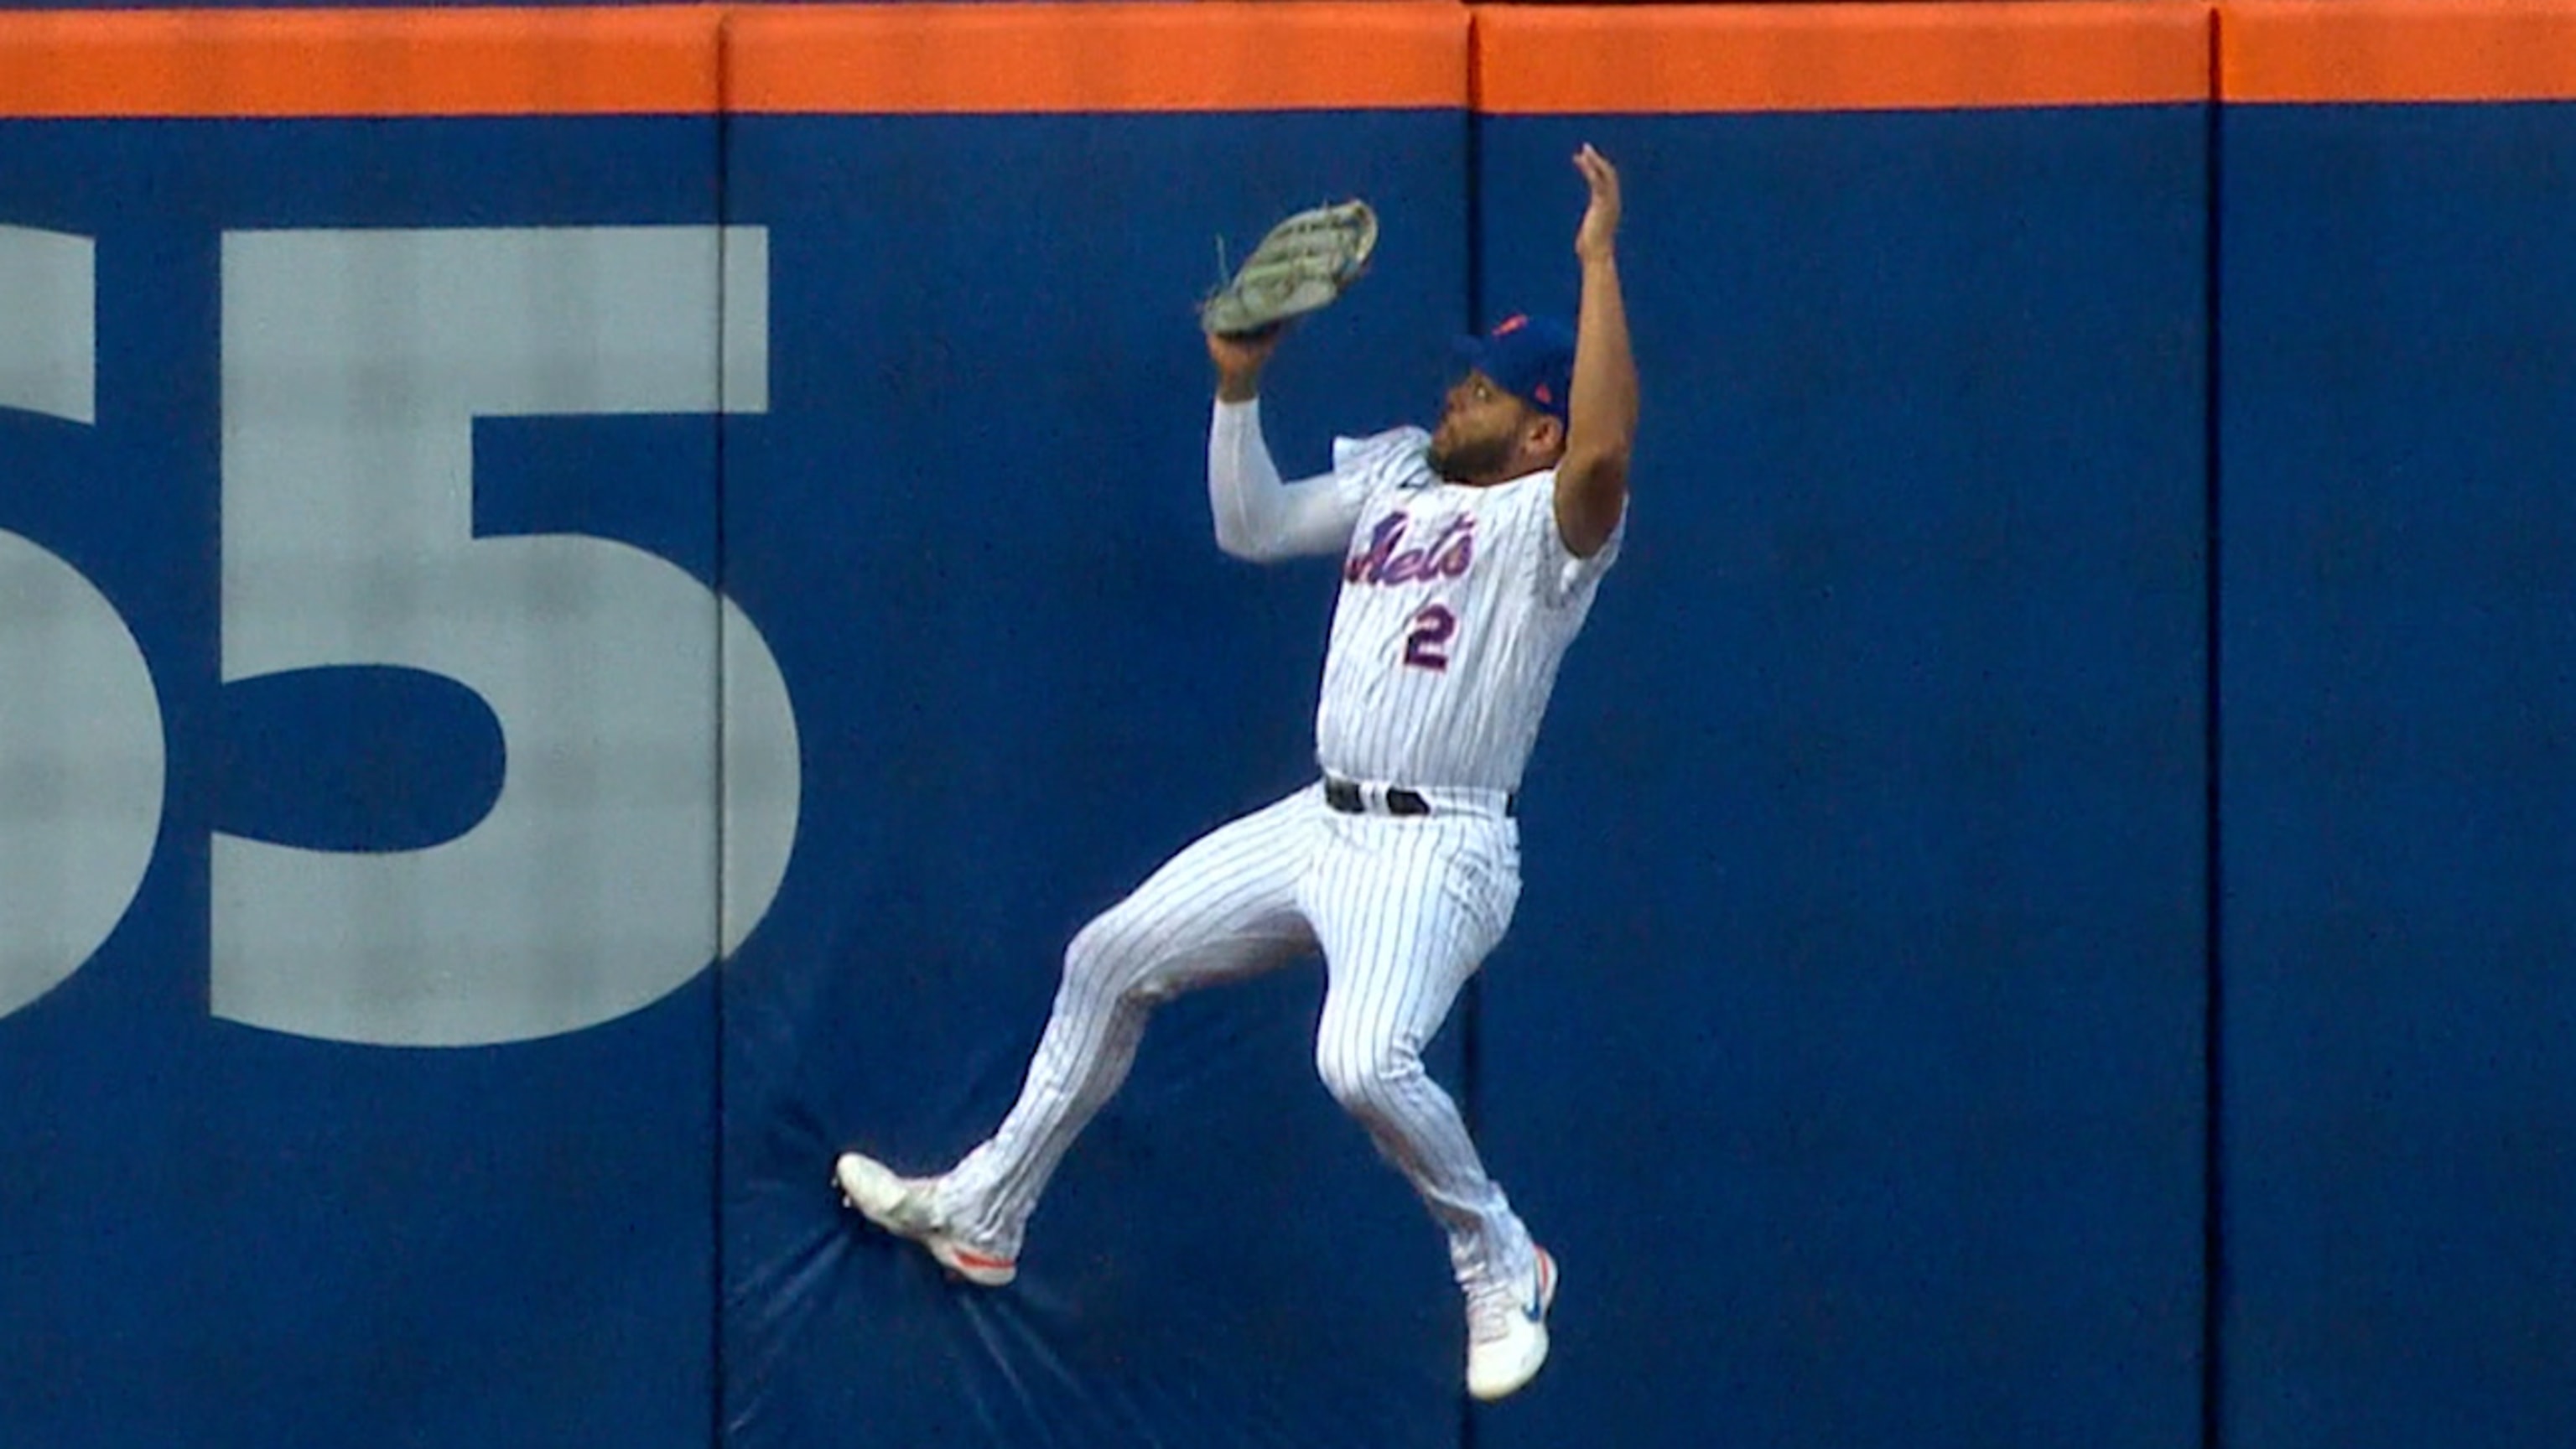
[
  {"x1": 59, "y1": 3, "x2": 2576, "y2": 119},
  {"x1": 18, "y1": 3, "x2": 2576, "y2": 118},
  {"x1": 2222, "y1": 0, "x2": 2576, "y2": 104},
  {"x1": 1476, "y1": 2, "x2": 2212, "y2": 116},
  {"x1": 724, "y1": 3, "x2": 1466, "y2": 115},
  {"x1": 0, "y1": 6, "x2": 719, "y2": 118}
]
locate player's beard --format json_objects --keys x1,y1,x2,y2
[{"x1": 1427, "y1": 431, "x2": 1514, "y2": 485}]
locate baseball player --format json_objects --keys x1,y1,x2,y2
[{"x1": 838, "y1": 144, "x2": 1635, "y2": 1402}]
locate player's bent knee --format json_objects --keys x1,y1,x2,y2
[
  {"x1": 1062, "y1": 911, "x2": 1170, "y2": 1006},
  {"x1": 1062, "y1": 913, "x2": 1135, "y2": 982},
  {"x1": 1315, "y1": 1036, "x2": 1422, "y2": 1120}
]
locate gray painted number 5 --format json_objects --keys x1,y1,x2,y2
[{"x1": 209, "y1": 226, "x2": 800, "y2": 1046}]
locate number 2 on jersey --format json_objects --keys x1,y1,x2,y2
[{"x1": 1403, "y1": 605, "x2": 1457, "y2": 671}]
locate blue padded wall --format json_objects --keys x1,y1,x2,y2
[
  {"x1": 0, "y1": 117, "x2": 724, "y2": 1449},
  {"x1": 2220, "y1": 101, "x2": 2576, "y2": 1449},
  {"x1": 1469, "y1": 109, "x2": 2212, "y2": 1449}
]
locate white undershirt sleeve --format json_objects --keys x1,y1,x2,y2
[{"x1": 1208, "y1": 398, "x2": 1365, "y2": 561}]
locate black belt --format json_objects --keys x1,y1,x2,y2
[{"x1": 1322, "y1": 777, "x2": 1515, "y2": 818}]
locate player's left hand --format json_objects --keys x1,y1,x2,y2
[
  {"x1": 1207, "y1": 320, "x2": 1289, "y2": 402},
  {"x1": 1573, "y1": 144, "x2": 1621, "y2": 264}
]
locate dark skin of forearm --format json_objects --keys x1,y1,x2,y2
[
  {"x1": 1209, "y1": 324, "x2": 1283, "y2": 402},
  {"x1": 1556, "y1": 144, "x2": 1637, "y2": 560}
]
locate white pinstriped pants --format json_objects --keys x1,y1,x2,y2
[{"x1": 932, "y1": 782, "x2": 1539, "y2": 1289}]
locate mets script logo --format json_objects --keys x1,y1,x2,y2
[{"x1": 1345, "y1": 512, "x2": 1476, "y2": 585}]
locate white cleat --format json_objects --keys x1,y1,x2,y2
[
  {"x1": 833, "y1": 1150, "x2": 1017, "y2": 1288},
  {"x1": 1466, "y1": 1246, "x2": 1559, "y2": 1402}
]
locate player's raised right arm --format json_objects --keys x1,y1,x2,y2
[
  {"x1": 1206, "y1": 329, "x2": 1363, "y2": 561},
  {"x1": 1555, "y1": 144, "x2": 1636, "y2": 560}
]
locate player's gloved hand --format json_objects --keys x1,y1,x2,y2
[{"x1": 1197, "y1": 200, "x2": 1377, "y2": 338}]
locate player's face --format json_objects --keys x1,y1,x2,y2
[{"x1": 1429, "y1": 371, "x2": 1547, "y2": 486}]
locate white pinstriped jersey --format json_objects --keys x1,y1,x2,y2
[{"x1": 1311, "y1": 427, "x2": 1623, "y2": 793}]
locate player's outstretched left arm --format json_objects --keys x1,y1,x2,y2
[
  {"x1": 1556, "y1": 144, "x2": 1637, "y2": 560},
  {"x1": 1205, "y1": 325, "x2": 1365, "y2": 562}
]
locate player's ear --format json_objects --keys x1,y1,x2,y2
[{"x1": 1528, "y1": 412, "x2": 1566, "y2": 460}]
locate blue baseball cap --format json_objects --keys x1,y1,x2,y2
[{"x1": 1454, "y1": 313, "x2": 1577, "y2": 422}]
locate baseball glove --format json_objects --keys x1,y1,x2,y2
[{"x1": 1197, "y1": 200, "x2": 1379, "y2": 338}]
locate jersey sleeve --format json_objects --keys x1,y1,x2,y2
[{"x1": 1518, "y1": 471, "x2": 1626, "y2": 608}]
